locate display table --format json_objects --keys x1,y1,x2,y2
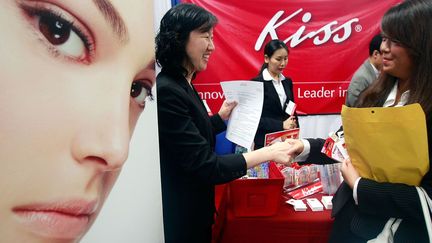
[{"x1": 213, "y1": 185, "x2": 334, "y2": 243}]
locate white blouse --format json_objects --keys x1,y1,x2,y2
[{"x1": 262, "y1": 68, "x2": 287, "y2": 108}]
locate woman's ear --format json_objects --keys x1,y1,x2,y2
[{"x1": 264, "y1": 54, "x2": 270, "y2": 64}]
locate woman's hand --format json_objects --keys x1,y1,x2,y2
[
  {"x1": 269, "y1": 139, "x2": 304, "y2": 166},
  {"x1": 283, "y1": 116, "x2": 297, "y2": 130},
  {"x1": 341, "y1": 158, "x2": 360, "y2": 189},
  {"x1": 267, "y1": 140, "x2": 294, "y2": 166},
  {"x1": 244, "y1": 139, "x2": 303, "y2": 169},
  {"x1": 218, "y1": 100, "x2": 237, "y2": 120},
  {"x1": 285, "y1": 138, "x2": 304, "y2": 159}
]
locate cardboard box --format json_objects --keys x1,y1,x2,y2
[{"x1": 229, "y1": 162, "x2": 284, "y2": 217}]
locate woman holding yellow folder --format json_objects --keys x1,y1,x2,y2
[{"x1": 286, "y1": 0, "x2": 432, "y2": 242}]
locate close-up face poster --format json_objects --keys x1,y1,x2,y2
[{"x1": 0, "y1": 0, "x2": 163, "y2": 242}]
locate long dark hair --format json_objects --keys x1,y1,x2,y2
[
  {"x1": 357, "y1": 0, "x2": 432, "y2": 120},
  {"x1": 258, "y1": 39, "x2": 289, "y2": 74},
  {"x1": 155, "y1": 3, "x2": 217, "y2": 79}
]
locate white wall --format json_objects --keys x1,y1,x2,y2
[{"x1": 298, "y1": 114, "x2": 342, "y2": 139}]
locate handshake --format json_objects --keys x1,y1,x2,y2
[{"x1": 264, "y1": 139, "x2": 305, "y2": 167}]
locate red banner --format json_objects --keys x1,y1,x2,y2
[{"x1": 181, "y1": 0, "x2": 400, "y2": 114}]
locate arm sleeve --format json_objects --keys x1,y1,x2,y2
[
  {"x1": 157, "y1": 86, "x2": 247, "y2": 185},
  {"x1": 294, "y1": 139, "x2": 310, "y2": 162},
  {"x1": 210, "y1": 113, "x2": 227, "y2": 135},
  {"x1": 353, "y1": 177, "x2": 362, "y2": 205},
  {"x1": 355, "y1": 167, "x2": 432, "y2": 221},
  {"x1": 353, "y1": 124, "x2": 432, "y2": 222},
  {"x1": 298, "y1": 138, "x2": 339, "y2": 165}
]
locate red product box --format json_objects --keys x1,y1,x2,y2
[
  {"x1": 265, "y1": 128, "x2": 300, "y2": 147},
  {"x1": 286, "y1": 181, "x2": 323, "y2": 200},
  {"x1": 229, "y1": 162, "x2": 284, "y2": 217}
]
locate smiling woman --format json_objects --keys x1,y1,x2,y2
[
  {"x1": 284, "y1": 0, "x2": 432, "y2": 242},
  {"x1": 156, "y1": 4, "x2": 293, "y2": 243},
  {"x1": 0, "y1": 0, "x2": 155, "y2": 242}
]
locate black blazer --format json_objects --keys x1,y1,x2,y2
[
  {"x1": 157, "y1": 70, "x2": 247, "y2": 243},
  {"x1": 252, "y1": 73, "x2": 298, "y2": 149},
  {"x1": 302, "y1": 120, "x2": 432, "y2": 243}
]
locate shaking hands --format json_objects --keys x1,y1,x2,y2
[{"x1": 267, "y1": 139, "x2": 305, "y2": 166}]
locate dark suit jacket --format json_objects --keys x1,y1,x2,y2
[
  {"x1": 252, "y1": 73, "x2": 298, "y2": 149},
  {"x1": 157, "y1": 70, "x2": 247, "y2": 243},
  {"x1": 302, "y1": 120, "x2": 432, "y2": 243}
]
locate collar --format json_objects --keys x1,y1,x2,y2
[
  {"x1": 383, "y1": 81, "x2": 410, "y2": 107},
  {"x1": 369, "y1": 62, "x2": 380, "y2": 77},
  {"x1": 262, "y1": 68, "x2": 285, "y2": 82}
]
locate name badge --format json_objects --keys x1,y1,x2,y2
[{"x1": 285, "y1": 100, "x2": 297, "y2": 116}]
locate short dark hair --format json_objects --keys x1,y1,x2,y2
[
  {"x1": 155, "y1": 3, "x2": 217, "y2": 78},
  {"x1": 369, "y1": 34, "x2": 382, "y2": 56},
  {"x1": 259, "y1": 39, "x2": 289, "y2": 74}
]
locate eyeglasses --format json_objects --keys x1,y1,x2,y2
[
  {"x1": 380, "y1": 34, "x2": 403, "y2": 48},
  {"x1": 380, "y1": 33, "x2": 420, "y2": 56}
]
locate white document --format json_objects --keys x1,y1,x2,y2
[{"x1": 220, "y1": 81, "x2": 263, "y2": 150}]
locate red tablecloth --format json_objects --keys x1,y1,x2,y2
[{"x1": 213, "y1": 186, "x2": 334, "y2": 243}]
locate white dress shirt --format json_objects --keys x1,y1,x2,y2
[
  {"x1": 369, "y1": 62, "x2": 380, "y2": 78},
  {"x1": 262, "y1": 68, "x2": 287, "y2": 108}
]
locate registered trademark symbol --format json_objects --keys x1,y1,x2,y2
[{"x1": 355, "y1": 24, "x2": 362, "y2": 32}]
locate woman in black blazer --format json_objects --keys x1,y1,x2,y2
[
  {"x1": 155, "y1": 4, "x2": 293, "y2": 243},
  {"x1": 286, "y1": 1, "x2": 432, "y2": 242},
  {"x1": 252, "y1": 40, "x2": 298, "y2": 150}
]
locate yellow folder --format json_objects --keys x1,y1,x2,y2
[{"x1": 341, "y1": 103, "x2": 429, "y2": 186}]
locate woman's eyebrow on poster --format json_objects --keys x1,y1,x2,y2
[{"x1": 92, "y1": 0, "x2": 129, "y2": 43}]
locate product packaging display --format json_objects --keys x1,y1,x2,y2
[
  {"x1": 279, "y1": 163, "x2": 320, "y2": 192},
  {"x1": 285, "y1": 180, "x2": 323, "y2": 200},
  {"x1": 306, "y1": 198, "x2": 324, "y2": 211},
  {"x1": 319, "y1": 163, "x2": 342, "y2": 195},
  {"x1": 286, "y1": 199, "x2": 307, "y2": 212},
  {"x1": 321, "y1": 131, "x2": 348, "y2": 162},
  {"x1": 321, "y1": 196, "x2": 333, "y2": 210}
]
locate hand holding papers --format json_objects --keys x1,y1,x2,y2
[
  {"x1": 341, "y1": 104, "x2": 429, "y2": 186},
  {"x1": 220, "y1": 81, "x2": 263, "y2": 150}
]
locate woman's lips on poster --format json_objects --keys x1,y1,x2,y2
[{"x1": 12, "y1": 199, "x2": 98, "y2": 239}]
